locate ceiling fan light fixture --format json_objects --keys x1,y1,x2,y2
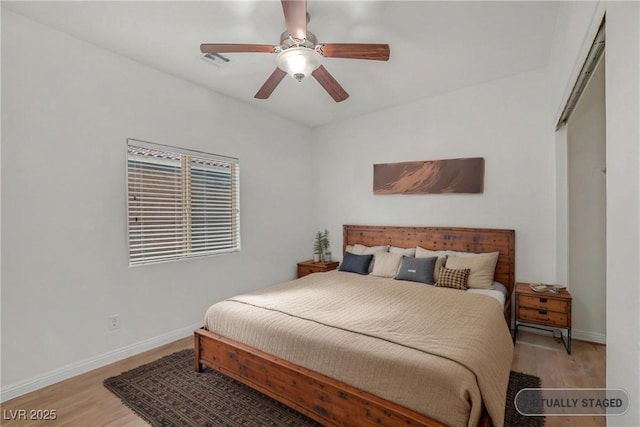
[{"x1": 275, "y1": 47, "x2": 321, "y2": 82}]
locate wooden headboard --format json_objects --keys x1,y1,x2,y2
[{"x1": 343, "y1": 224, "x2": 515, "y2": 297}]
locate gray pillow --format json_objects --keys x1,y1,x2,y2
[
  {"x1": 395, "y1": 256, "x2": 438, "y2": 284},
  {"x1": 339, "y1": 252, "x2": 373, "y2": 275}
]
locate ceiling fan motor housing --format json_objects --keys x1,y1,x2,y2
[{"x1": 279, "y1": 30, "x2": 317, "y2": 49}]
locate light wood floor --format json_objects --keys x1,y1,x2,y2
[
  {"x1": 1, "y1": 338, "x2": 192, "y2": 427},
  {"x1": 1, "y1": 331, "x2": 605, "y2": 427},
  {"x1": 512, "y1": 331, "x2": 606, "y2": 427}
]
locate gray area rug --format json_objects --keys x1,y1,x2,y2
[{"x1": 104, "y1": 349, "x2": 544, "y2": 427}]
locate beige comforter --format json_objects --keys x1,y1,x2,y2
[{"x1": 204, "y1": 270, "x2": 513, "y2": 427}]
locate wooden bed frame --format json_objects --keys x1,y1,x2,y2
[{"x1": 195, "y1": 225, "x2": 515, "y2": 427}]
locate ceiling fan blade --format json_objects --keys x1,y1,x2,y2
[
  {"x1": 200, "y1": 44, "x2": 277, "y2": 54},
  {"x1": 254, "y1": 68, "x2": 287, "y2": 99},
  {"x1": 312, "y1": 65, "x2": 349, "y2": 103},
  {"x1": 281, "y1": 0, "x2": 307, "y2": 40},
  {"x1": 318, "y1": 43, "x2": 390, "y2": 61}
]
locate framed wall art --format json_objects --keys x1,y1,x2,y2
[{"x1": 373, "y1": 157, "x2": 484, "y2": 195}]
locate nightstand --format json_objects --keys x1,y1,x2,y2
[
  {"x1": 297, "y1": 260, "x2": 339, "y2": 278},
  {"x1": 514, "y1": 282, "x2": 573, "y2": 354}
]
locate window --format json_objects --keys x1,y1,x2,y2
[{"x1": 126, "y1": 139, "x2": 240, "y2": 265}]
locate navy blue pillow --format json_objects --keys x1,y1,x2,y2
[
  {"x1": 339, "y1": 252, "x2": 373, "y2": 275},
  {"x1": 395, "y1": 256, "x2": 438, "y2": 284}
]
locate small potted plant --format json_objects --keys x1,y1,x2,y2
[
  {"x1": 313, "y1": 231, "x2": 323, "y2": 262},
  {"x1": 313, "y1": 229, "x2": 330, "y2": 262},
  {"x1": 321, "y1": 229, "x2": 331, "y2": 262}
]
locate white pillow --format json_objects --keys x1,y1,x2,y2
[
  {"x1": 371, "y1": 251, "x2": 403, "y2": 278},
  {"x1": 390, "y1": 246, "x2": 416, "y2": 257},
  {"x1": 446, "y1": 250, "x2": 480, "y2": 258},
  {"x1": 351, "y1": 244, "x2": 389, "y2": 255},
  {"x1": 415, "y1": 247, "x2": 447, "y2": 281},
  {"x1": 349, "y1": 244, "x2": 388, "y2": 272},
  {"x1": 415, "y1": 247, "x2": 446, "y2": 258},
  {"x1": 445, "y1": 252, "x2": 500, "y2": 290}
]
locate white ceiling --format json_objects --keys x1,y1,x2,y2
[{"x1": 2, "y1": 1, "x2": 560, "y2": 128}]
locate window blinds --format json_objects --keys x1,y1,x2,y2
[{"x1": 127, "y1": 140, "x2": 240, "y2": 265}]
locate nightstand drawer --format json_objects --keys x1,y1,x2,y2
[
  {"x1": 297, "y1": 266, "x2": 319, "y2": 278},
  {"x1": 518, "y1": 307, "x2": 569, "y2": 327},
  {"x1": 519, "y1": 295, "x2": 568, "y2": 313},
  {"x1": 296, "y1": 261, "x2": 339, "y2": 278}
]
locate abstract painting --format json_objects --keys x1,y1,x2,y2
[{"x1": 373, "y1": 157, "x2": 484, "y2": 194}]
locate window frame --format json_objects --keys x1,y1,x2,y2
[{"x1": 126, "y1": 139, "x2": 240, "y2": 266}]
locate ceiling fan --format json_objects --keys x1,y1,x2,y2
[{"x1": 200, "y1": 0, "x2": 390, "y2": 102}]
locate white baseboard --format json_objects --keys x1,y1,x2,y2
[
  {"x1": 571, "y1": 328, "x2": 606, "y2": 344},
  {"x1": 0, "y1": 322, "x2": 202, "y2": 403}
]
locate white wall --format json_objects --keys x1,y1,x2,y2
[
  {"x1": 549, "y1": 2, "x2": 639, "y2": 425},
  {"x1": 312, "y1": 68, "x2": 556, "y2": 285},
  {"x1": 567, "y1": 57, "x2": 606, "y2": 342},
  {"x1": 1, "y1": 10, "x2": 313, "y2": 396},
  {"x1": 603, "y1": 3, "x2": 640, "y2": 425}
]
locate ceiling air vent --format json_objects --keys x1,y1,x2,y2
[{"x1": 201, "y1": 52, "x2": 230, "y2": 67}]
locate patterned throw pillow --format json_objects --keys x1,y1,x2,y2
[{"x1": 435, "y1": 267, "x2": 471, "y2": 290}]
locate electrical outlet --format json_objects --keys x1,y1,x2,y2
[{"x1": 108, "y1": 314, "x2": 121, "y2": 331}]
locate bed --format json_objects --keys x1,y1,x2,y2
[{"x1": 195, "y1": 225, "x2": 515, "y2": 427}]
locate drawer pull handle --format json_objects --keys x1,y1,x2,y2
[
  {"x1": 535, "y1": 317, "x2": 550, "y2": 321},
  {"x1": 539, "y1": 298, "x2": 547, "y2": 303},
  {"x1": 538, "y1": 310, "x2": 548, "y2": 315}
]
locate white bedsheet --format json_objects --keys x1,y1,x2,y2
[{"x1": 467, "y1": 288, "x2": 506, "y2": 306}]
